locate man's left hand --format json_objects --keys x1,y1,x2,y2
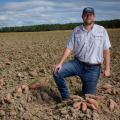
[{"x1": 102, "y1": 69, "x2": 111, "y2": 77}]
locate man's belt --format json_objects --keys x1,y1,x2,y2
[{"x1": 74, "y1": 57, "x2": 101, "y2": 66}]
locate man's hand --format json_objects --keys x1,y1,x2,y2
[
  {"x1": 102, "y1": 69, "x2": 111, "y2": 77},
  {"x1": 54, "y1": 63, "x2": 62, "y2": 74},
  {"x1": 54, "y1": 48, "x2": 72, "y2": 74}
]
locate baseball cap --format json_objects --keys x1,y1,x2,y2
[{"x1": 82, "y1": 7, "x2": 95, "y2": 15}]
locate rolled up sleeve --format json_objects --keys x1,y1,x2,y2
[
  {"x1": 103, "y1": 29, "x2": 112, "y2": 50},
  {"x1": 66, "y1": 30, "x2": 75, "y2": 51}
]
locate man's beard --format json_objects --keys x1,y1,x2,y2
[{"x1": 84, "y1": 19, "x2": 94, "y2": 25}]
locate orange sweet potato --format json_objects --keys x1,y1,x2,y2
[
  {"x1": 81, "y1": 102, "x2": 87, "y2": 113},
  {"x1": 29, "y1": 82, "x2": 41, "y2": 89},
  {"x1": 73, "y1": 101, "x2": 82, "y2": 110},
  {"x1": 85, "y1": 94, "x2": 105, "y2": 101},
  {"x1": 0, "y1": 79, "x2": 4, "y2": 86},
  {"x1": 109, "y1": 99, "x2": 119, "y2": 111},
  {"x1": 21, "y1": 84, "x2": 29, "y2": 93},
  {"x1": 102, "y1": 83, "x2": 112, "y2": 90},
  {"x1": 86, "y1": 98, "x2": 99, "y2": 108},
  {"x1": 70, "y1": 95, "x2": 83, "y2": 101},
  {"x1": 4, "y1": 93, "x2": 14, "y2": 103},
  {"x1": 86, "y1": 102, "x2": 98, "y2": 112},
  {"x1": 15, "y1": 86, "x2": 22, "y2": 94}
]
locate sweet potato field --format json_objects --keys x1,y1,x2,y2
[{"x1": 0, "y1": 29, "x2": 119, "y2": 120}]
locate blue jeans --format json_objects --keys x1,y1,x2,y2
[{"x1": 53, "y1": 58, "x2": 101, "y2": 100}]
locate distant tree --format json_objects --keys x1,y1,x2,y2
[{"x1": 0, "y1": 19, "x2": 120, "y2": 32}]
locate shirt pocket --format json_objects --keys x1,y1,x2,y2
[
  {"x1": 75, "y1": 33, "x2": 83, "y2": 44},
  {"x1": 75, "y1": 33, "x2": 81, "y2": 38},
  {"x1": 91, "y1": 33, "x2": 103, "y2": 47}
]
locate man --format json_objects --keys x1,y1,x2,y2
[{"x1": 53, "y1": 7, "x2": 111, "y2": 101}]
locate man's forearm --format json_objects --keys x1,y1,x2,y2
[
  {"x1": 59, "y1": 48, "x2": 72, "y2": 65},
  {"x1": 103, "y1": 49, "x2": 110, "y2": 70}
]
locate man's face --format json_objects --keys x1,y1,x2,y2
[{"x1": 82, "y1": 13, "x2": 95, "y2": 25}]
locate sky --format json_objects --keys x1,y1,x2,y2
[{"x1": 0, "y1": 0, "x2": 120, "y2": 27}]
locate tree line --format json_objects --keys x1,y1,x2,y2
[{"x1": 0, "y1": 19, "x2": 120, "y2": 32}]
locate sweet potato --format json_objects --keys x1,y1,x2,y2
[
  {"x1": 4, "y1": 93, "x2": 11, "y2": 100},
  {"x1": 86, "y1": 103, "x2": 98, "y2": 112},
  {"x1": 21, "y1": 84, "x2": 27, "y2": 89},
  {"x1": 70, "y1": 95, "x2": 83, "y2": 101},
  {"x1": 109, "y1": 99, "x2": 119, "y2": 111},
  {"x1": 105, "y1": 88, "x2": 112, "y2": 94},
  {"x1": 15, "y1": 86, "x2": 22, "y2": 94},
  {"x1": 0, "y1": 79, "x2": 4, "y2": 86},
  {"x1": 4, "y1": 93, "x2": 14, "y2": 103},
  {"x1": 85, "y1": 94, "x2": 105, "y2": 101},
  {"x1": 81, "y1": 102, "x2": 87, "y2": 113},
  {"x1": 29, "y1": 82, "x2": 41, "y2": 89},
  {"x1": 86, "y1": 98, "x2": 99, "y2": 108},
  {"x1": 102, "y1": 83, "x2": 112, "y2": 90},
  {"x1": 91, "y1": 96, "x2": 105, "y2": 101},
  {"x1": 73, "y1": 101, "x2": 82, "y2": 110},
  {"x1": 112, "y1": 88, "x2": 118, "y2": 95},
  {"x1": 21, "y1": 84, "x2": 29, "y2": 93},
  {"x1": 109, "y1": 99, "x2": 115, "y2": 111}
]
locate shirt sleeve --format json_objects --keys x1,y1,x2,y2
[
  {"x1": 66, "y1": 30, "x2": 75, "y2": 50},
  {"x1": 103, "y1": 29, "x2": 112, "y2": 50}
]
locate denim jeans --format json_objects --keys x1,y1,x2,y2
[{"x1": 53, "y1": 58, "x2": 101, "y2": 100}]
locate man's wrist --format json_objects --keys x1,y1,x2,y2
[
  {"x1": 104, "y1": 64, "x2": 110, "y2": 71},
  {"x1": 59, "y1": 62, "x2": 63, "y2": 65},
  {"x1": 104, "y1": 68, "x2": 110, "y2": 71}
]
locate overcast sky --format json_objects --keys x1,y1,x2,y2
[{"x1": 0, "y1": 0, "x2": 120, "y2": 27}]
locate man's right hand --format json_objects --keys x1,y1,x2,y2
[
  {"x1": 54, "y1": 63, "x2": 62, "y2": 74},
  {"x1": 53, "y1": 48, "x2": 72, "y2": 74}
]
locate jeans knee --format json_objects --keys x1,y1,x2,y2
[
  {"x1": 52, "y1": 72, "x2": 62, "y2": 85},
  {"x1": 53, "y1": 71, "x2": 63, "y2": 79}
]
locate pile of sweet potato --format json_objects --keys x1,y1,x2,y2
[
  {"x1": 63, "y1": 94, "x2": 119, "y2": 113},
  {"x1": 71, "y1": 94, "x2": 104, "y2": 113},
  {"x1": 2, "y1": 84, "x2": 29, "y2": 104},
  {"x1": 101, "y1": 83, "x2": 119, "y2": 95}
]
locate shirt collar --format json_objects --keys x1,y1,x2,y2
[{"x1": 81, "y1": 23, "x2": 95, "y2": 32}]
